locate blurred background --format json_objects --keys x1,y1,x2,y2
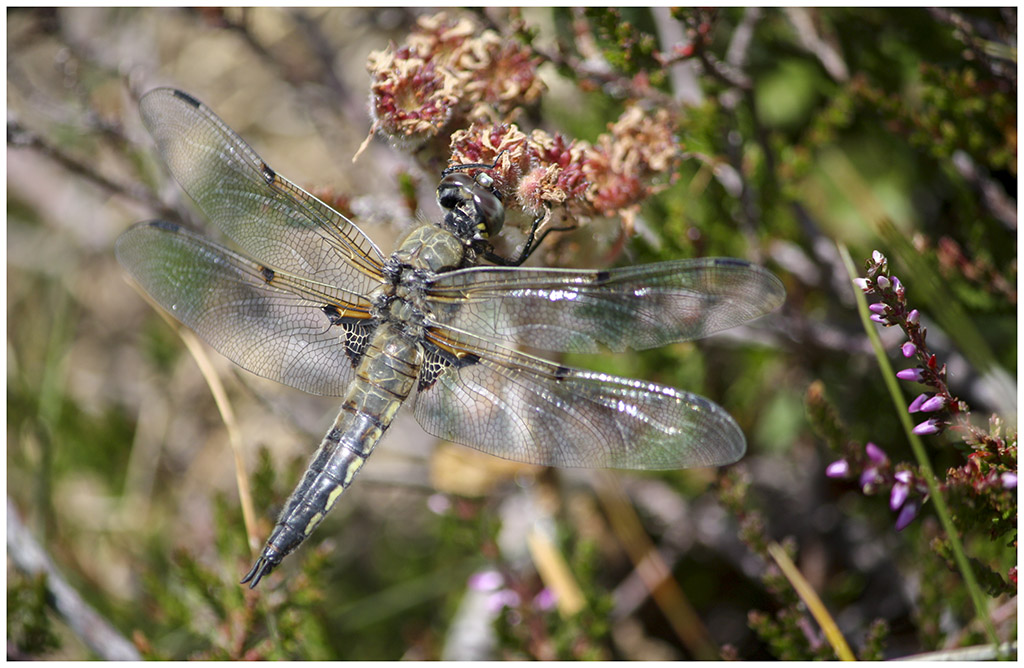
[{"x1": 7, "y1": 7, "x2": 1016, "y2": 660}]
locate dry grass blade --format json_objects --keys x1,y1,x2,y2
[
  {"x1": 766, "y1": 541, "x2": 855, "y2": 661},
  {"x1": 594, "y1": 472, "x2": 718, "y2": 660},
  {"x1": 130, "y1": 281, "x2": 260, "y2": 555},
  {"x1": 526, "y1": 526, "x2": 585, "y2": 617}
]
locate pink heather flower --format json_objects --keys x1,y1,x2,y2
[
  {"x1": 890, "y1": 481, "x2": 909, "y2": 510},
  {"x1": 906, "y1": 309, "x2": 920, "y2": 325},
  {"x1": 1001, "y1": 472, "x2": 1017, "y2": 489},
  {"x1": 901, "y1": 342, "x2": 917, "y2": 358},
  {"x1": 872, "y1": 250, "x2": 884, "y2": 264},
  {"x1": 908, "y1": 393, "x2": 929, "y2": 413},
  {"x1": 869, "y1": 302, "x2": 887, "y2": 314},
  {"x1": 532, "y1": 588, "x2": 557, "y2": 611},
  {"x1": 891, "y1": 276, "x2": 903, "y2": 296},
  {"x1": 896, "y1": 368, "x2": 925, "y2": 382},
  {"x1": 469, "y1": 570, "x2": 504, "y2": 591},
  {"x1": 912, "y1": 418, "x2": 941, "y2": 435},
  {"x1": 865, "y1": 442, "x2": 888, "y2": 464},
  {"x1": 895, "y1": 499, "x2": 920, "y2": 530},
  {"x1": 427, "y1": 494, "x2": 451, "y2": 514},
  {"x1": 870, "y1": 314, "x2": 886, "y2": 324},
  {"x1": 825, "y1": 459, "x2": 850, "y2": 478},
  {"x1": 876, "y1": 275, "x2": 891, "y2": 290},
  {"x1": 918, "y1": 395, "x2": 946, "y2": 412},
  {"x1": 853, "y1": 278, "x2": 870, "y2": 291}
]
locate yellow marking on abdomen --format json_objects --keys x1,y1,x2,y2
[
  {"x1": 325, "y1": 484, "x2": 345, "y2": 511},
  {"x1": 304, "y1": 512, "x2": 323, "y2": 536},
  {"x1": 343, "y1": 458, "x2": 365, "y2": 486}
]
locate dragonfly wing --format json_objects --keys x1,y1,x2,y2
[
  {"x1": 425, "y1": 257, "x2": 784, "y2": 353},
  {"x1": 116, "y1": 220, "x2": 374, "y2": 396},
  {"x1": 412, "y1": 333, "x2": 744, "y2": 470},
  {"x1": 139, "y1": 88, "x2": 386, "y2": 297}
]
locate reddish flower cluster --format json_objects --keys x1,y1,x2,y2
[
  {"x1": 584, "y1": 106, "x2": 679, "y2": 222},
  {"x1": 366, "y1": 12, "x2": 544, "y2": 148},
  {"x1": 447, "y1": 105, "x2": 680, "y2": 234},
  {"x1": 366, "y1": 12, "x2": 681, "y2": 240}
]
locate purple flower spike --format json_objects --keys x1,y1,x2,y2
[
  {"x1": 865, "y1": 442, "x2": 887, "y2": 464},
  {"x1": 869, "y1": 302, "x2": 887, "y2": 314},
  {"x1": 901, "y1": 342, "x2": 917, "y2": 358},
  {"x1": 1001, "y1": 473, "x2": 1017, "y2": 489},
  {"x1": 919, "y1": 395, "x2": 946, "y2": 412},
  {"x1": 876, "y1": 275, "x2": 891, "y2": 290},
  {"x1": 870, "y1": 314, "x2": 886, "y2": 324},
  {"x1": 913, "y1": 418, "x2": 941, "y2": 435},
  {"x1": 908, "y1": 393, "x2": 929, "y2": 413},
  {"x1": 891, "y1": 276, "x2": 903, "y2": 295},
  {"x1": 826, "y1": 459, "x2": 850, "y2": 478},
  {"x1": 906, "y1": 309, "x2": 920, "y2": 325},
  {"x1": 895, "y1": 499, "x2": 919, "y2": 531},
  {"x1": 896, "y1": 368, "x2": 925, "y2": 382},
  {"x1": 853, "y1": 278, "x2": 870, "y2": 291},
  {"x1": 894, "y1": 470, "x2": 912, "y2": 484},
  {"x1": 872, "y1": 250, "x2": 884, "y2": 264}
]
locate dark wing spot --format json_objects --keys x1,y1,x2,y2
[
  {"x1": 593, "y1": 270, "x2": 611, "y2": 285},
  {"x1": 417, "y1": 349, "x2": 450, "y2": 392},
  {"x1": 552, "y1": 365, "x2": 571, "y2": 381},
  {"x1": 260, "y1": 162, "x2": 277, "y2": 185},
  {"x1": 150, "y1": 220, "x2": 181, "y2": 233},
  {"x1": 458, "y1": 352, "x2": 480, "y2": 367},
  {"x1": 418, "y1": 343, "x2": 480, "y2": 392},
  {"x1": 172, "y1": 89, "x2": 202, "y2": 108},
  {"x1": 715, "y1": 257, "x2": 751, "y2": 269},
  {"x1": 322, "y1": 304, "x2": 344, "y2": 326},
  {"x1": 258, "y1": 265, "x2": 276, "y2": 283},
  {"x1": 341, "y1": 321, "x2": 376, "y2": 368}
]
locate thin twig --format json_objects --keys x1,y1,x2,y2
[{"x1": 7, "y1": 119, "x2": 180, "y2": 223}]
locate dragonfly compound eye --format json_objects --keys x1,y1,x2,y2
[
  {"x1": 436, "y1": 172, "x2": 475, "y2": 212},
  {"x1": 472, "y1": 187, "x2": 504, "y2": 237}
]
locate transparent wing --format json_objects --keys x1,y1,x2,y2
[
  {"x1": 424, "y1": 257, "x2": 784, "y2": 353},
  {"x1": 116, "y1": 220, "x2": 375, "y2": 396},
  {"x1": 139, "y1": 87, "x2": 386, "y2": 300},
  {"x1": 413, "y1": 333, "x2": 744, "y2": 469}
]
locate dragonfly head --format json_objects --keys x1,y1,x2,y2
[{"x1": 436, "y1": 170, "x2": 505, "y2": 243}]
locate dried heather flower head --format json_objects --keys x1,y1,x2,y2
[
  {"x1": 448, "y1": 122, "x2": 530, "y2": 197},
  {"x1": 366, "y1": 46, "x2": 459, "y2": 148},
  {"x1": 366, "y1": 12, "x2": 544, "y2": 149},
  {"x1": 583, "y1": 105, "x2": 680, "y2": 220}
]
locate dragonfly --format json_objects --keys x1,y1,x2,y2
[{"x1": 115, "y1": 88, "x2": 785, "y2": 588}]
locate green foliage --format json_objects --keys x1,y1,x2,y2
[
  {"x1": 582, "y1": 8, "x2": 665, "y2": 88},
  {"x1": 7, "y1": 574, "x2": 62, "y2": 657}
]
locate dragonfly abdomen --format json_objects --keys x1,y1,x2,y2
[{"x1": 241, "y1": 325, "x2": 424, "y2": 587}]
